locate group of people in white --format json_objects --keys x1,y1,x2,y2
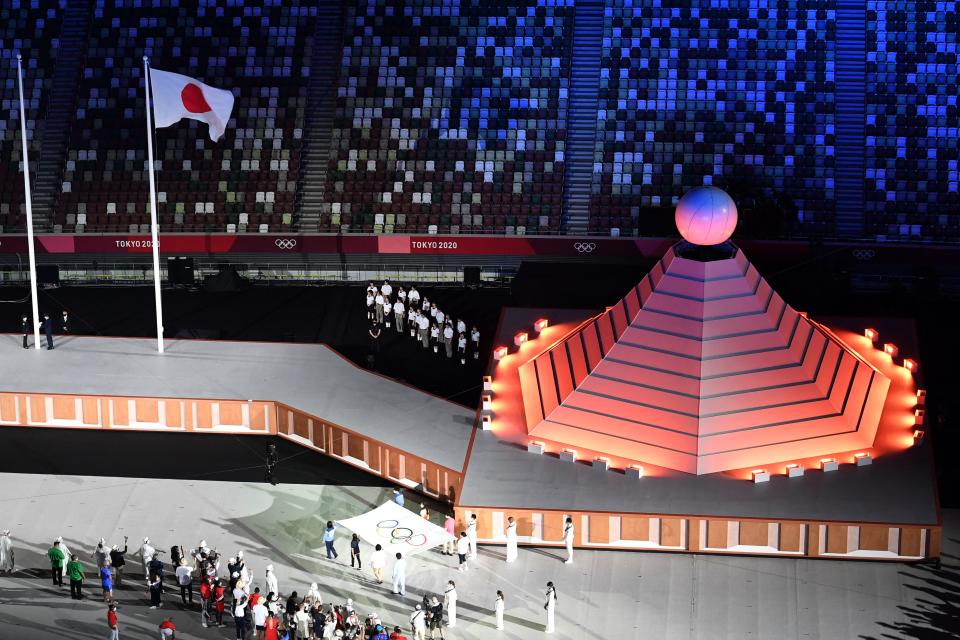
[
  {"x1": 434, "y1": 503, "x2": 566, "y2": 634},
  {"x1": 365, "y1": 281, "x2": 480, "y2": 364},
  {"x1": 0, "y1": 505, "x2": 576, "y2": 637}
]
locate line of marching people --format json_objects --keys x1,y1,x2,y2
[{"x1": 365, "y1": 281, "x2": 480, "y2": 364}]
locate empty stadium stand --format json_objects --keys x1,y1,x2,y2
[
  {"x1": 298, "y1": 1, "x2": 347, "y2": 232},
  {"x1": 0, "y1": 0, "x2": 956, "y2": 242},
  {"x1": 590, "y1": 0, "x2": 838, "y2": 237},
  {"x1": 865, "y1": 0, "x2": 960, "y2": 241},
  {"x1": 320, "y1": 0, "x2": 573, "y2": 235},
  {"x1": 0, "y1": 1, "x2": 63, "y2": 233},
  {"x1": 55, "y1": 0, "x2": 316, "y2": 233}
]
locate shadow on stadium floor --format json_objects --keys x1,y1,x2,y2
[{"x1": 0, "y1": 426, "x2": 389, "y2": 488}]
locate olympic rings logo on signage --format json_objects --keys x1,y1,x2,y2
[
  {"x1": 275, "y1": 238, "x2": 298, "y2": 250},
  {"x1": 852, "y1": 249, "x2": 875, "y2": 260},
  {"x1": 574, "y1": 242, "x2": 597, "y2": 253},
  {"x1": 375, "y1": 519, "x2": 428, "y2": 547}
]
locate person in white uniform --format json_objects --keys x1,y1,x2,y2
[
  {"x1": 466, "y1": 514, "x2": 479, "y2": 559},
  {"x1": 410, "y1": 604, "x2": 427, "y2": 640},
  {"x1": 456, "y1": 532, "x2": 470, "y2": 572},
  {"x1": 563, "y1": 517, "x2": 574, "y2": 564},
  {"x1": 407, "y1": 307, "x2": 417, "y2": 336},
  {"x1": 456, "y1": 318, "x2": 466, "y2": 336},
  {"x1": 252, "y1": 596, "x2": 269, "y2": 634},
  {"x1": 430, "y1": 323, "x2": 440, "y2": 353},
  {"x1": 92, "y1": 538, "x2": 108, "y2": 569},
  {"x1": 265, "y1": 564, "x2": 278, "y2": 597},
  {"x1": 544, "y1": 582, "x2": 557, "y2": 633},
  {"x1": 397, "y1": 286, "x2": 407, "y2": 306},
  {"x1": 443, "y1": 324, "x2": 454, "y2": 358},
  {"x1": 429, "y1": 303, "x2": 437, "y2": 319},
  {"x1": 137, "y1": 537, "x2": 154, "y2": 578},
  {"x1": 381, "y1": 280, "x2": 393, "y2": 299},
  {"x1": 55, "y1": 536, "x2": 72, "y2": 581},
  {"x1": 494, "y1": 590, "x2": 505, "y2": 631},
  {"x1": 435, "y1": 308, "x2": 445, "y2": 326},
  {"x1": 366, "y1": 291, "x2": 375, "y2": 322},
  {"x1": 408, "y1": 286, "x2": 420, "y2": 309},
  {"x1": 391, "y1": 552, "x2": 406, "y2": 596},
  {"x1": 444, "y1": 580, "x2": 458, "y2": 628},
  {"x1": 238, "y1": 551, "x2": 252, "y2": 588},
  {"x1": 505, "y1": 516, "x2": 518, "y2": 563},
  {"x1": 457, "y1": 333, "x2": 467, "y2": 364},
  {"x1": 370, "y1": 543, "x2": 386, "y2": 584},
  {"x1": 0, "y1": 530, "x2": 13, "y2": 573},
  {"x1": 421, "y1": 295, "x2": 430, "y2": 312},
  {"x1": 374, "y1": 292, "x2": 385, "y2": 324},
  {"x1": 393, "y1": 300, "x2": 405, "y2": 332},
  {"x1": 471, "y1": 326, "x2": 480, "y2": 359},
  {"x1": 382, "y1": 296, "x2": 393, "y2": 328},
  {"x1": 418, "y1": 314, "x2": 430, "y2": 349},
  {"x1": 307, "y1": 581, "x2": 322, "y2": 606}
]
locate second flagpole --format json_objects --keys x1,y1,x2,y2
[
  {"x1": 143, "y1": 56, "x2": 164, "y2": 354},
  {"x1": 16, "y1": 54, "x2": 42, "y2": 351}
]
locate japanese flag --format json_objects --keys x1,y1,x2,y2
[{"x1": 149, "y1": 68, "x2": 234, "y2": 142}]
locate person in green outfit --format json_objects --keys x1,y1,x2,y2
[
  {"x1": 47, "y1": 540, "x2": 65, "y2": 587},
  {"x1": 66, "y1": 554, "x2": 84, "y2": 600}
]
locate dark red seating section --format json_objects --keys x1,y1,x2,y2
[{"x1": 55, "y1": 0, "x2": 315, "y2": 233}]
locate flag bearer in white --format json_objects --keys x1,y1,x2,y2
[
  {"x1": 149, "y1": 68, "x2": 235, "y2": 141},
  {"x1": 391, "y1": 553, "x2": 406, "y2": 596},
  {"x1": 563, "y1": 517, "x2": 575, "y2": 564}
]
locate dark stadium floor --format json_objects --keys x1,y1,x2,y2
[{"x1": 0, "y1": 427, "x2": 390, "y2": 488}]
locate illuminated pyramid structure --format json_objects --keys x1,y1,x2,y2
[{"x1": 518, "y1": 190, "x2": 891, "y2": 475}]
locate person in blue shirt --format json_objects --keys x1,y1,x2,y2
[
  {"x1": 392, "y1": 489, "x2": 404, "y2": 507},
  {"x1": 323, "y1": 522, "x2": 338, "y2": 560},
  {"x1": 100, "y1": 558, "x2": 113, "y2": 603}
]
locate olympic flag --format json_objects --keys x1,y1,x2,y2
[{"x1": 337, "y1": 501, "x2": 455, "y2": 557}]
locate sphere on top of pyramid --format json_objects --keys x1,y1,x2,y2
[{"x1": 674, "y1": 186, "x2": 738, "y2": 246}]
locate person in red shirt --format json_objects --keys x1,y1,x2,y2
[
  {"x1": 158, "y1": 617, "x2": 176, "y2": 639},
  {"x1": 214, "y1": 579, "x2": 226, "y2": 627},
  {"x1": 106, "y1": 603, "x2": 119, "y2": 640},
  {"x1": 263, "y1": 610, "x2": 280, "y2": 640},
  {"x1": 250, "y1": 586, "x2": 262, "y2": 607},
  {"x1": 199, "y1": 577, "x2": 213, "y2": 627},
  {"x1": 390, "y1": 626, "x2": 409, "y2": 640}
]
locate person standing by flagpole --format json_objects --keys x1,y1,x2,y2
[
  {"x1": 141, "y1": 61, "x2": 234, "y2": 354},
  {"x1": 142, "y1": 57, "x2": 165, "y2": 353},
  {"x1": 16, "y1": 54, "x2": 41, "y2": 351}
]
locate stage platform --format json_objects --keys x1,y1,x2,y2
[
  {"x1": 0, "y1": 335, "x2": 475, "y2": 498},
  {"x1": 0, "y1": 319, "x2": 941, "y2": 561},
  {"x1": 455, "y1": 308, "x2": 941, "y2": 561}
]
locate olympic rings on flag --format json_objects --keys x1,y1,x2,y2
[{"x1": 375, "y1": 520, "x2": 428, "y2": 547}]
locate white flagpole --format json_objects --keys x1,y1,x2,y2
[
  {"x1": 16, "y1": 54, "x2": 42, "y2": 351},
  {"x1": 143, "y1": 56, "x2": 164, "y2": 353}
]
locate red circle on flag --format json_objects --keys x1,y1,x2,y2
[{"x1": 181, "y1": 84, "x2": 211, "y2": 113}]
